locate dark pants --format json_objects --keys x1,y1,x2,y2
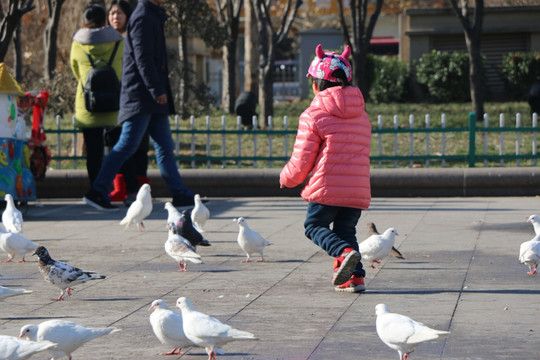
[
  {"x1": 304, "y1": 202, "x2": 365, "y2": 277},
  {"x1": 82, "y1": 127, "x2": 106, "y2": 186},
  {"x1": 105, "y1": 126, "x2": 149, "y2": 193}
]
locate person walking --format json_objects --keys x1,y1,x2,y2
[
  {"x1": 105, "y1": 0, "x2": 151, "y2": 206},
  {"x1": 280, "y1": 44, "x2": 372, "y2": 293},
  {"x1": 70, "y1": 4, "x2": 123, "y2": 187},
  {"x1": 83, "y1": 0, "x2": 194, "y2": 211}
]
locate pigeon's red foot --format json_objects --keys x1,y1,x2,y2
[
  {"x1": 527, "y1": 269, "x2": 537, "y2": 275},
  {"x1": 241, "y1": 259, "x2": 251, "y2": 263},
  {"x1": 256, "y1": 258, "x2": 265, "y2": 262},
  {"x1": 1, "y1": 259, "x2": 12, "y2": 263},
  {"x1": 17, "y1": 259, "x2": 25, "y2": 263},
  {"x1": 162, "y1": 347, "x2": 182, "y2": 355}
]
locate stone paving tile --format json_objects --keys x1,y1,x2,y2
[{"x1": 0, "y1": 197, "x2": 539, "y2": 359}]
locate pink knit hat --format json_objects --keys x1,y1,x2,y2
[{"x1": 307, "y1": 44, "x2": 352, "y2": 83}]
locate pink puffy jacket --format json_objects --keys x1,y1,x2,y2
[{"x1": 280, "y1": 85, "x2": 371, "y2": 209}]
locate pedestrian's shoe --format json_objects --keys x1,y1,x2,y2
[
  {"x1": 172, "y1": 194, "x2": 195, "y2": 208},
  {"x1": 332, "y1": 248, "x2": 361, "y2": 286},
  {"x1": 109, "y1": 174, "x2": 127, "y2": 202},
  {"x1": 83, "y1": 189, "x2": 119, "y2": 212},
  {"x1": 335, "y1": 275, "x2": 366, "y2": 293}
]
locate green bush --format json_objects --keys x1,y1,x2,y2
[
  {"x1": 369, "y1": 55, "x2": 409, "y2": 103},
  {"x1": 415, "y1": 50, "x2": 471, "y2": 103},
  {"x1": 500, "y1": 52, "x2": 540, "y2": 100}
]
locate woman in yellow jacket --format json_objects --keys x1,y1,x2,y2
[{"x1": 70, "y1": 4, "x2": 123, "y2": 186}]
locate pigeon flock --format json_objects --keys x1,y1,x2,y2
[{"x1": 1, "y1": 190, "x2": 540, "y2": 359}]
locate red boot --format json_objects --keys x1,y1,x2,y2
[
  {"x1": 109, "y1": 174, "x2": 127, "y2": 202},
  {"x1": 137, "y1": 175, "x2": 151, "y2": 188}
]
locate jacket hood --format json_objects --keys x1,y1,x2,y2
[
  {"x1": 310, "y1": 86, "x2": 365, "y2": 119},
  {"x1": 73, "y1": 26, "x2": 123, "y2": 45}
]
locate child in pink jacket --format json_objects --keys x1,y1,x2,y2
[{"x1": 280, "y1": 44, "x2": 371, "y2": 293}]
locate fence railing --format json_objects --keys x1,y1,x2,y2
[{"x1": 46, "y1": 112, "x2": 540, "y2": 169}]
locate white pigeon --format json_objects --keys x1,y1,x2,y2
[
  {"x1": 366, "y1": 222, "x2": 405, "y2": 260},
  {"x1": 19, "y1": 319, "x2": 120, "y2": 360},
  {"x1": 191, "y1": 194, "x2": 210, "y2": 232},
  {"x1": 358, "y1": 227, "x2": 399, "y2": 268},
  {"x1": 0, "y1": 230, "x2": 38, "y2": 263},
  {"x1": 176, "y1": 297, "x2": 257, "y2": 360},
  {"x1": 165, "y1": 226, "x2": 203, "y2": 271},
  {"x1": 164, "y1": 201, "x2": 182, "y2": 232},
  {"x1": 527, "y1": 214, "x2": 540, "y2": 235},
  {"x1": 236, "y1": 217, "x2": 271, "y2": 263},
  {"x1": 148, "y1": 299, "x2": 194, "y2": 355},
  {"x1": 0, "y1": 335, "x2": 57, "y2": 360},
  {"x1": 119, "y1": 183, "x2": 152, "y2": 231},
  {"x1": 0, "y1": 286, "x2": 32, "y2": 300},
  {"x1": 519, "y1": 233, "x2": 540, "y2": 275},
  {"x1": 32, "y1": 246, "x2": 106, "y2": 301},
  {"x1": 2, "y1": 194, "x2": 23, "y2": 233},
  {"x1": 375, "y1": 303, "x2": 450, "y2": 360}
]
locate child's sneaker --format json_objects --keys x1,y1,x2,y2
[
  {"x1": 335, "y1": 275, "x2": 366, "y2": 293},
  {"x1": 332, "y1": 248, "x2": 361, "y2": 285}
]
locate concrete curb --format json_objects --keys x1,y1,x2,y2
[{"x1": 35, "y1": 167, "x2": 540, "y2": 198}]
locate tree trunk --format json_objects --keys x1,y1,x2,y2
[
  {"x1": 259, "y1": 48, "x2": 275, "y2": 129},
  {"x1": 449, "y1": 0, "x2": 485, "y2": 120},
  {"x1": 13, "y1": 23, "x2": 21, "y2": 82},
  {"x1": 43, "y1": 0, "x2": 65, "y2": 80},
  {"x1": 243, "y1": 0, "x2": 258, "y2": 95},
  {"x1": 177, "y1": 30, "x2": 190, "y2": 119},
  {"x1": 221, "y1": 19, "x2": 238, "y2": 113},
  {"x1": 465, "y1": 34, "x2": 484, "y2": 118}
]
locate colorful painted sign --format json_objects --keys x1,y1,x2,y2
[{"x1": 0, "y1": 64, "x2": 35, "y2": 202}]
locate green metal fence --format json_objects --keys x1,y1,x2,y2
[{"x1": 46, "y1": 112, "x2": 539, "y2": 169}]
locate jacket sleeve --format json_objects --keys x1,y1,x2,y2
[
  {"x1": 129, "y1": 18, "x2": 165, "y2": 99},
  {"x1": 113, "y1": 40, "x2": 124, "y2": 81},
  {"x1": 69, "y1": 42, "x2": 81, "y2": 82},
  {"x1": 280, "y1": 111, "x2": 322, "y2": 188}
]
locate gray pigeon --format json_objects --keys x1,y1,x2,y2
[
  {"x1": 366, "y1": 222, "x2": 405, "y2": 260},
  {"x1": 176, "y1": 210, "x2": 211, "y2": 247},
  {"x1": 32, "y1": 246, "x2": 106, "y2": 301}
]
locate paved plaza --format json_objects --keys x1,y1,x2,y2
[{"x1": 1, "y1": 196, "x2": 539, "y2": 359}]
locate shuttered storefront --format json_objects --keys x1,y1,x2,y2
[{"x1": 431, "y1": 33, "x2": 528, "y2": 98}]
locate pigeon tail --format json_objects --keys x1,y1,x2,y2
[
  {"x1": 83, "y1": 327, "x2": 121, "y2": 342},
  {"x1": 228, "y1": 328, "x2": 258, "y2": 340},
  {"x1": 408, "y1": 327, "x2": 450, "y2": 344}
]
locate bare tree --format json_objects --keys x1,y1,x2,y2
[
  {"x1": 43, "y1": 0, "x2": 66, "y2": 80},
  {"x1": 448, "y1": 0, "x2": 484, "y2": 118},
  {"x1": 214, "y1": 0, "x2": 242, "y2": 113},
  {"x1": 167, "y1": 0, "x2": 225, "y2": 118},
  {"x1": 0, "y1": 0, "x2": 35, "y2": 62},
  {"x1": 251, "y1": 0, "x2": 302, "y2": 127},
  {"x1": 243, "y1": 0, "x2": 258, "y2": 95},
  {"x1": 337, "y1": 0, "x2": 383, "y2": 96}
]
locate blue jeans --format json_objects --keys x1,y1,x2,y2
[
  {"x1": 92, "y1": 113, "x2": 192, "y2": 199},
  {"x1": 304, "y1": 202, "x2": 365, "y2": 277}
]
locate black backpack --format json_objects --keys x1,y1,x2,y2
[{"x1": 82, "y1": 41, "x2": 121, "y2": 112}]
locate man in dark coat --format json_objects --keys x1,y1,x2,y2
[{"x1": 84, "y1": 0, "x2": 194, "y2": 211}]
